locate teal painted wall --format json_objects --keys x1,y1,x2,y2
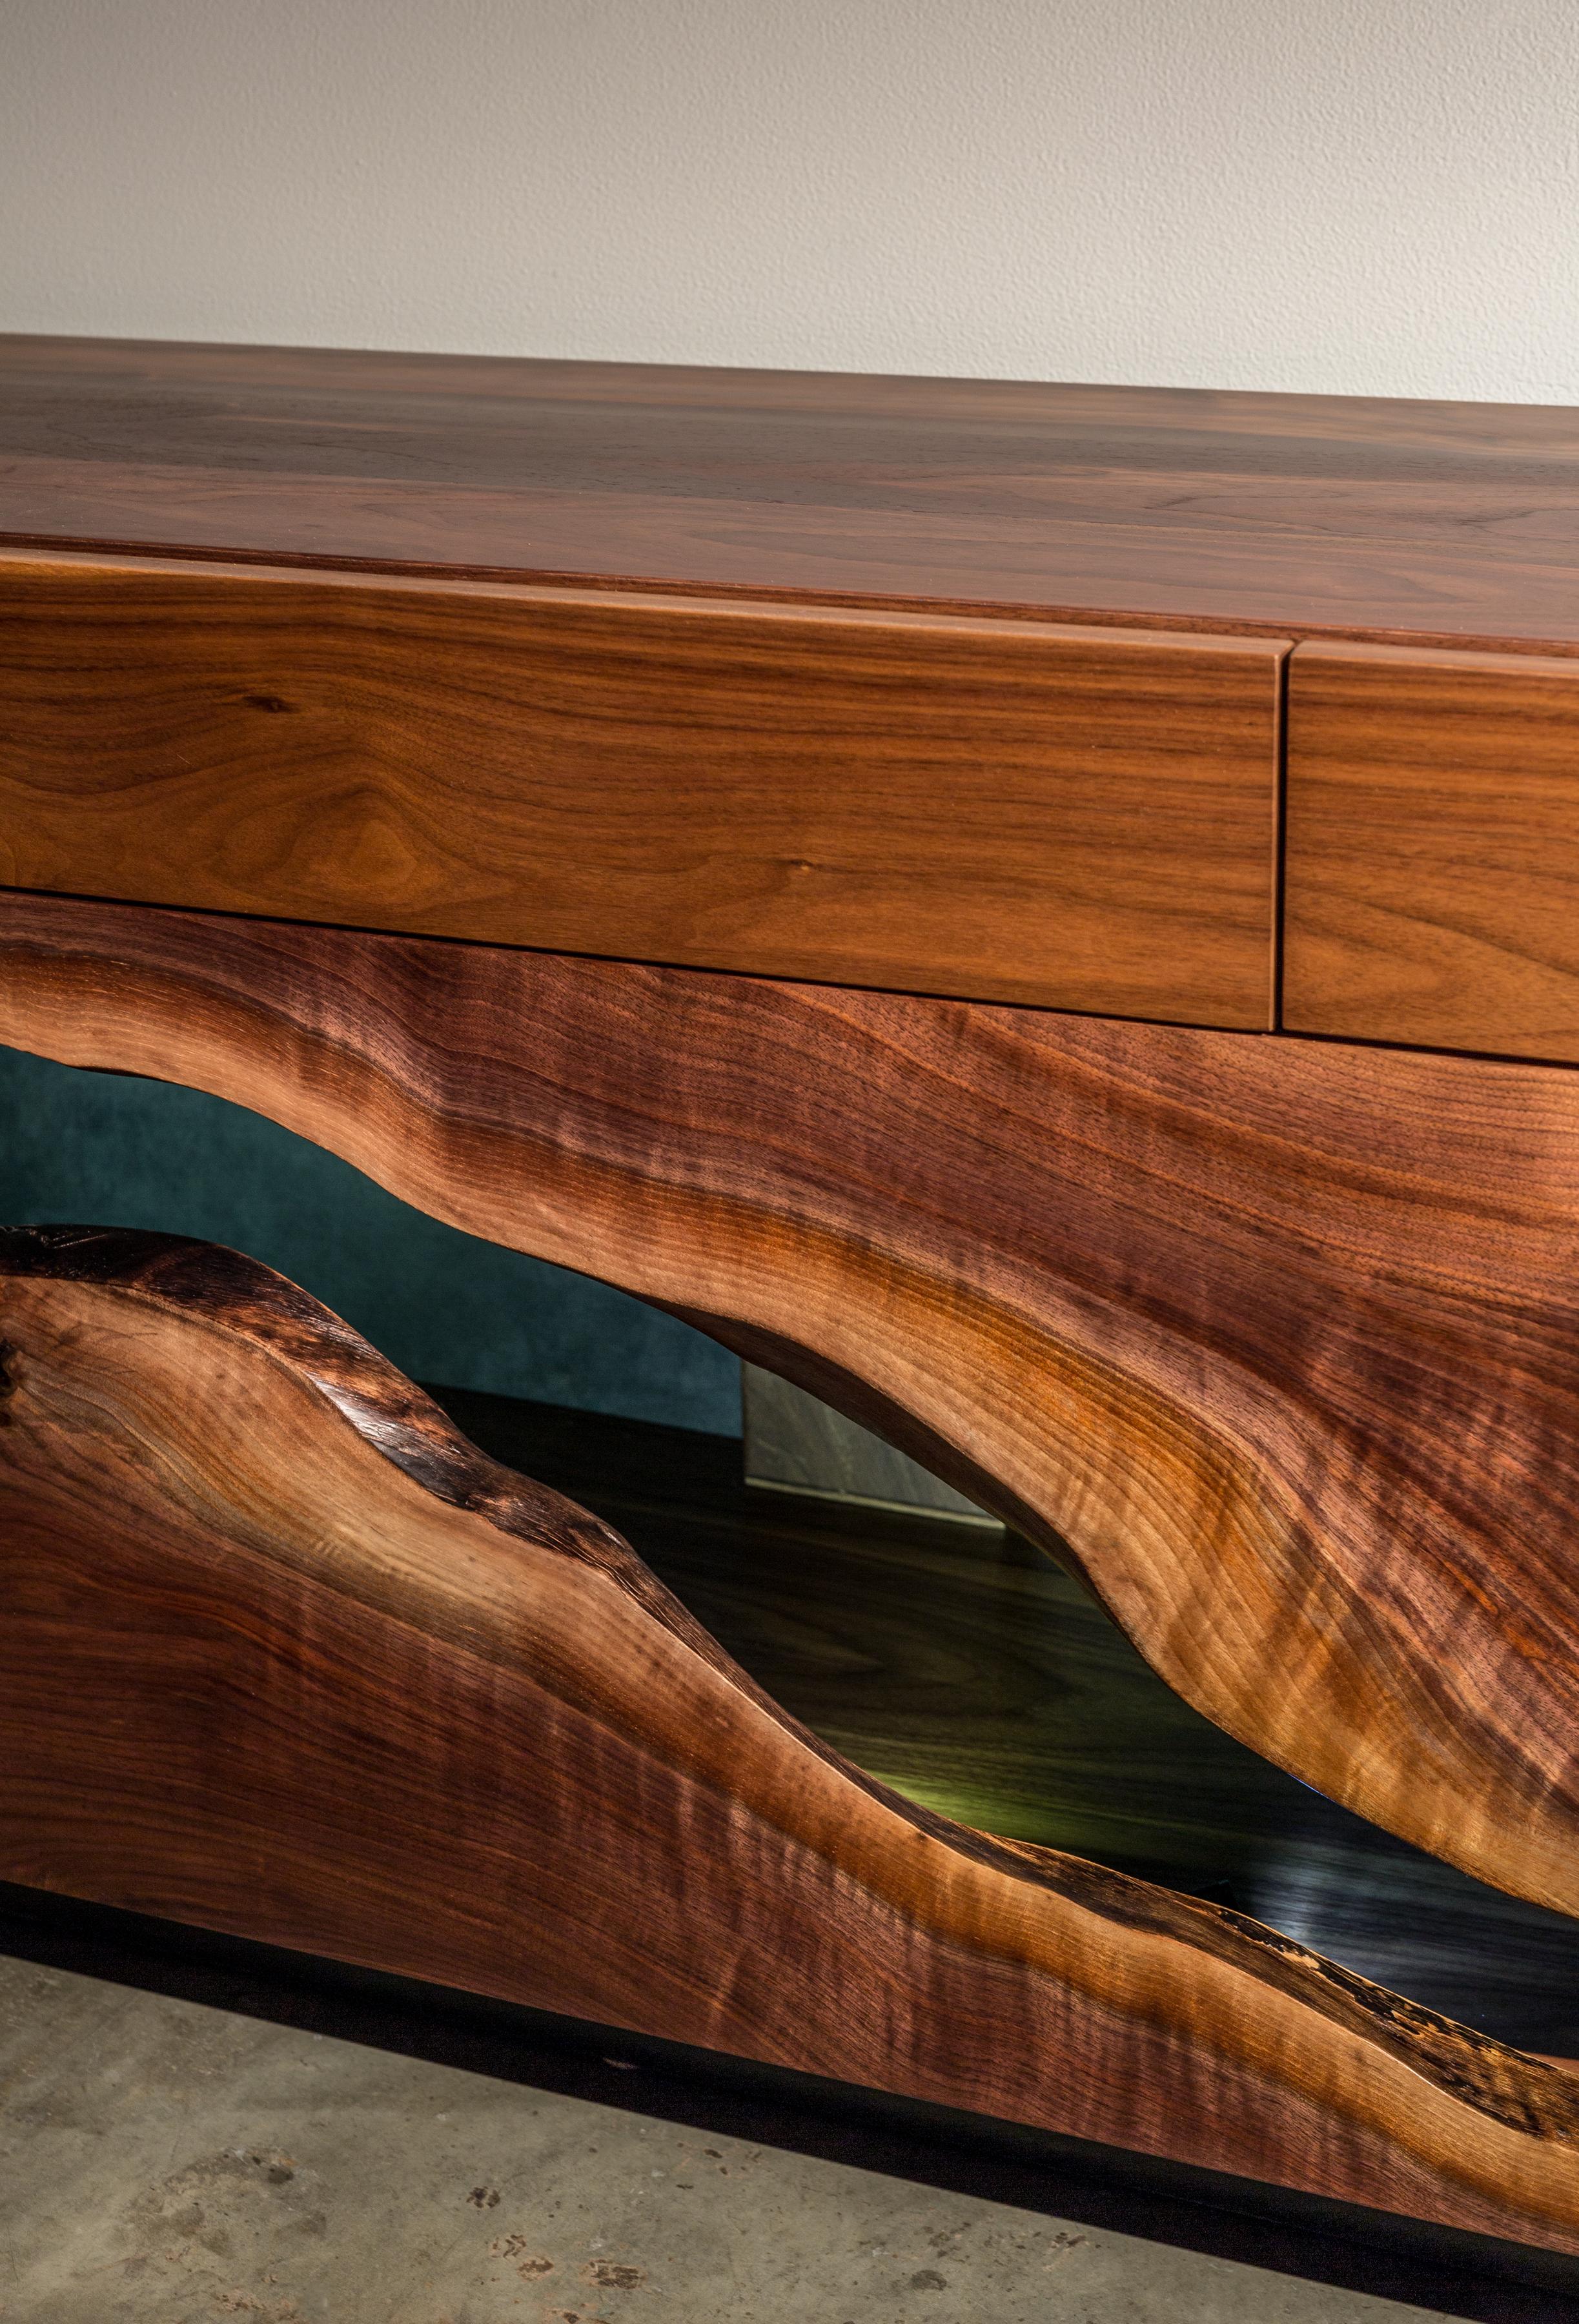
[{"x1": 0, "y1": 1048, "x2": 743, "y2": 1436}]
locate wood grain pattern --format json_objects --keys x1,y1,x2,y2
[
  {"x1": 3, "y1": 337, "x2": 1579, "y2": 653},
  {"x1": 1283, "y1": 642, "x2": 1579, "y2": 1059},
  {"x1": 443, "y1": 1386, "x2": 1579, "y2": 2061},
  {"x1": 5, "y1": 892, "x2": 1579, "y2": 1924},
  {"x1": 0, "y1": 554, "x2": 1285, "y2": 1024},
  {"x1": 3, "y1": 1225, "x2": 1578, "y2": 2252}
]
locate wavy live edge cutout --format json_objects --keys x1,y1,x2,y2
[
  {"x1": 1, "y1": 1222, "x2": 1578, "y2": 2252},
  {"x1": 3, "y1": 892, "x2": 1579, "y2": 1936}
]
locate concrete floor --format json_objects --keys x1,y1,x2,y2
[{"x1": 0, "y1": 1948, "x2": 1551, "y2": 2324}]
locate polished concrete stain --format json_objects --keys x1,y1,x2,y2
[{"x1": 0, "y1": 1954, "x2": 1467, "y2": 2324}]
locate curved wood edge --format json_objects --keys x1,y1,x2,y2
[
  {"x1": 2, "y1": 1223, "x2": 1579, "y2": 2252},
  {"x1": 4, "y1": 893, "x2": 1579, "y2": 1926}
]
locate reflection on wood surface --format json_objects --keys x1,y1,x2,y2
[
  {"x1": 8, "y1": 895, "x2": 1579, "y2": 1923},
  {"x1": 3, "y1": 1227, "x2": 1578, "y2": 2252},
  {"x1": 438, "y1": 1385, "x2": 1579, "y2": 2063}
]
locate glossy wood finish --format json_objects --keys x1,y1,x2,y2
[
  {"x1": 443, "y1": 1386, "x2": 1579, "y2": 2063},
  {"x1": 3, "y1": 338, "x2": 1578, "y2": 651},
  {"x1": 1283, "y1": 642, "x2": 1579, "y2": 1060},
  {"x1": 3, "y1": 1226, "x2": 1578, "y2": 2252},
  {"x1": 5, "y1": 892, "x2": 1579, "y2": 1921},
  {"x1": 0, "y1": 555, "x2": 1284, "y2": 1024}
]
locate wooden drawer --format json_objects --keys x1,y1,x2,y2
[
  {"x1": 0, "y1": 556, "x2": 1285, "y2": 1026},
  {"x1": 1284, "y1": 641, "x2": 1579, "y2": 1060}
]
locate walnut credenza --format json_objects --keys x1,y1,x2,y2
[{"x1": 3, "y1": 337, "x2": 1579, "y2": 2256}]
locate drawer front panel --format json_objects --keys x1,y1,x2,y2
[
  {"x1": 0, "y1": 557, "x2": 1283, "y2": 1026},
  {"x1": 1284, "y1": 642, "x2": 1579, "y2": 1061}
]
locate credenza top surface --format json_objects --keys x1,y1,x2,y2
[{"x1": 3, "y1": 334, "x2": 1576, "y2": 653}]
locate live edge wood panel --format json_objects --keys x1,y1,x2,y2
[
  {"x1": 6, "y1": 1227, "x2": 1579, "y2": 2255},
  {"x1": 1283, "y1": 642, "x2": 1579, "y2": 1060},
  {"x1": 10, "y1": 890, "x2": 1579, "y2": 1939},
  {"x1": 0, "y1": 555, "x2": 1285, "y2": 1026}
]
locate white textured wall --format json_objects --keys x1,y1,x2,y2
[{"x1": 3, "y1": 0, "x2": 1576, "y2": 402}]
